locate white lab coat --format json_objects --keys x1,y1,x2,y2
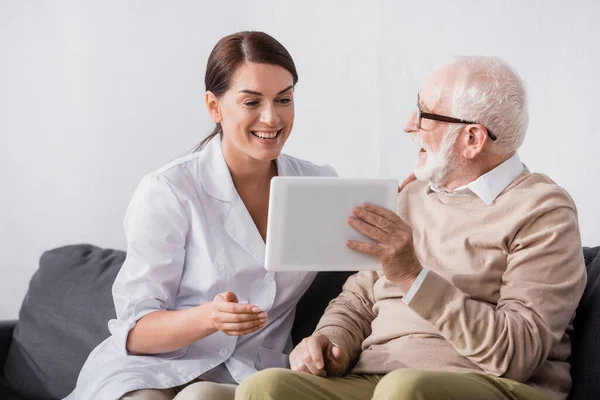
[{"x1": 65, "y1": 136, "x2": 337, "y2": 399}]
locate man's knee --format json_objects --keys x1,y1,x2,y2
[
  {"x1": 373, "y1": 369, "x2": 437, "y2": 400},
  {"x1": 236, "y1": 368, "x2": 294, "y2": 399}
]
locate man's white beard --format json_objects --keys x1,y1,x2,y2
[{"x1": 413, "y1": 130, "x2": 460, "y2": 185}]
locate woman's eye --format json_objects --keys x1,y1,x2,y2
[
  {"x1": 276, "y1": 98, "x2": 292, "y2": 105},
  {"x1": 244, "y1": 100, "x2": 259, "y2": 107}
]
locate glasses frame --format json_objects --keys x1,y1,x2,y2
[{"x1": 416, "y1": 93, "x2": 497, "y2": 141}]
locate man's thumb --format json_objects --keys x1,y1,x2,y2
[{"x1": 330, "y1": 344, "x2": 343, "y2": 361}]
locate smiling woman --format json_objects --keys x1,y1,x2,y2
[
  {"x1": 196, "y1": 31, "x2": 299, "y2": 154},
  {"x1": 64, "y1": 31, "x2": 337, "y2": 400}
]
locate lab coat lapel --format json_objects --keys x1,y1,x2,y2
[{"x1": 201, "y1": 136, "x2": 294, "y2": 266}]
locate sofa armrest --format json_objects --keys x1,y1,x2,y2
[{"x1": 0, "y1": 320, "x2": 17, "y2": 375}]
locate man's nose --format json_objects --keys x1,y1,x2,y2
[{"x1": 403, "y1": 110, "x2": 418, "y2": 133}]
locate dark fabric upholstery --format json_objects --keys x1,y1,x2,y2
[
  {"x1": 3, "y1": 245, "x2": 124, "y2": 400},
  {"x1": 0, "y1": 244, "x2": 350, "y2": 400},
  {"x1": 0, "y1": 383, "x2": 27, "y2": 400},
  {"x1": 569, "y1": 246, "x2": 600, "y2": 399},
  {"x1": 1, "y1": 244, "x2": 597, "y2": 399},
  {"x1": 0, "y1": 320, "x2": 16, "y2": 376},
  {"x1": 291, "y1": 271, "x2": 354, "y2": 345},
  {"x1": 0, "y1": 321, "x2": 24, "y2": 400}
]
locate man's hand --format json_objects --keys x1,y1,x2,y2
[
  {"x1": 346, "y1": 203, "x2": 422, "y2": 292},
  {"x1": 290, "y1": 333, "x2": 348, "y2": 377},
  {"x1": 210, "y1": 292, "x2": 267, "y2": 336},
  {"x1": 398, "y1": 173, "x2": 416, "y2": 192}
]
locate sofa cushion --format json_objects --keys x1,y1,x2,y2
[
  {"x1": 2, "y1": 244, "x2": 349, "y2": 399},
  {"x1": 3, "y1": 245, "x2": 124, "y2": 400},
  {"x1": 569, "y1": 246, "x2": 600, "y2": 399}
]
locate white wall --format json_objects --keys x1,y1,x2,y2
[{"x1": 1, "y1": 0, "x2": 599, "y2": 319}]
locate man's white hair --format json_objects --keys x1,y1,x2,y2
[{"x1": 450, "y1": 56, "x2": 529, "y2": 155}]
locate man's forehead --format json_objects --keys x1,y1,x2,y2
[{"x1": 420, "y1": 65, "x2": 459, "y2": 111}]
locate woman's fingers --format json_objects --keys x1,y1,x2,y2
[
  {"x1": 218, "y1": 319, "x2": 267, "y2": 334},
  {"x1": 215, "y1": 299, "x2": 261, "y2": 314},
  {"x1": 213, "y1": 310, "x2": 267, "y2": 323}
]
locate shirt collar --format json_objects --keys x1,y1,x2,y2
[{"x1": 426, "y1": 152, "x2": 525, "y2": 205}]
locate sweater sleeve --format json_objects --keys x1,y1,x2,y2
[
  {"x1": 406, "y1": 205, "x2": 587, "y2": 381},
  {"x1": 314, "y1": 271, "x2": 379, "y2": 375}
]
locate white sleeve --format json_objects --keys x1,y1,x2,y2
[
  {"x1": 402, "y1": 268, "x2": 429, "y2": 304},
  {"x1": 108, "y1": 173, "x2": 189, "y2": 356}
]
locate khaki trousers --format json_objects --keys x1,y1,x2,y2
[{"x1": 235, "y1": 368, "x2": 547, "y2": 400}]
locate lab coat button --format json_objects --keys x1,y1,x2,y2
[{"x1": 219, "y1": 348, "x2": 229, "y2": 357}]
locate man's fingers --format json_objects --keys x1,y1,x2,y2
[
  {"x1": 398, "y1": 173, "x2": 417, "y2": 192},
  {"x1": 362, "y1": 203, "x2": 403, "y2": 224},
  {"x1": 346, "y1": 240, "x2": 381, "y2": 256},
  {"x1": 330, "y1": 345, "x2": 343, "y2": 363},
  {"x1": 296, "y1": 363, "x2": 313, "y2": 375},
  {"x1": 307, "y1": 338, "x2": 326, "y2": 370},
  {"x1": 348, "y1": 216, "x2": 391, "y2": 243},
  {"x1": 352, "y1": 207, "x2": 393, "y2": 233},
  {"x1": 300, "y1": 353, "x2": 325, "y2": 376}
]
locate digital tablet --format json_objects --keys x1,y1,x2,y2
[{"x1": 265, "y1": 177, "x2": 398, "y2": 271}]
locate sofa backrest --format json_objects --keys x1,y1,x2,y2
[
  {"x1": 569, "y1": 246, "x2": 600, "y2": 399},
  {"x1": 3, "y1": 245, "x2": 124, "y2": 399},
  {"x1": 3, "y1": 244, "x2": 598, "y2": 400},
  {"x1": 1, "y1": 244, "x2": 351, "y2": 400}
]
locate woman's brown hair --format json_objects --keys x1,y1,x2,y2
[{"x1": 194, "y1": 31, "x2": 298, "y2": 151}]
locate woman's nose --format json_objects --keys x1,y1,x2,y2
[{"x1": 260, "y1": 104, "x2": 280, "y2": 126}]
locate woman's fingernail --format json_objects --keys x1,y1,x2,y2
[
  {"x1": 258, "y1": 312, "x2": 267, "y2": 319},
  {"x1": 252, "y1": 307, "x2": 261, "y2": 313}
]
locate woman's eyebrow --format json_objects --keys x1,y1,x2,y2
[{"x1": 238, "y1": 85, "x2": 294, "y2": 96}]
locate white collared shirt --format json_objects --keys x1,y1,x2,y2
[{"x1": 403, "y1": 152, "x2": 525, "y2": 303}]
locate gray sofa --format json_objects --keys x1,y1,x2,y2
[{"x1": 0, "y1": 244, "x2": 598, "y2": 399}]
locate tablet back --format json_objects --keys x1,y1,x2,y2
[{"x1": 265, "y1": 177, "x2": 398, "y2": 271}]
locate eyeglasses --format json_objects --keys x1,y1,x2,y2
[{"x1": 416, "y1": 93, "x2": 497, "y2": 141}]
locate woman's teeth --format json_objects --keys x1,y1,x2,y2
[{"x1": 252, "y1": 130, "x2": 280, "y2": 139}]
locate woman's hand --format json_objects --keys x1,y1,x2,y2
[{"x1": 210, "y1": 292, "x2": 268, "y2": 336}]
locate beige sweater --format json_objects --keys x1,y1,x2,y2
[{"x1": 315, "y1": 170, "x2": 586, "y2": 400}]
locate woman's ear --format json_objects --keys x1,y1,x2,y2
[{"x1": 205, "y1": 91, "x2": 222, "y2": 123}]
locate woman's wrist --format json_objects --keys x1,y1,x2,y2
[{"x1": 196, "y1": 301, "x2": 219, "y2": 337}]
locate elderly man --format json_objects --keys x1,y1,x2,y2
[{"x1": 236, "y1": 56, "x2": 586, "y2": 400}]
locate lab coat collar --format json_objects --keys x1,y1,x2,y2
[
  {"x1": 200, "y1": 135, "x2": 292, "y2": 265},
  {"x1": 200, "y1": 134, "x2": 292, "y2": 202}
]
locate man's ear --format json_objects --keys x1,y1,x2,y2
[
  {"x1": 461, "y1": 125, "x2": 488, "y2": 159},
  {"x1": 205, "y1": 91, "x2": 222, "y2": 123}
]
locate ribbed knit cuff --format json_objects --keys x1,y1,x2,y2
[
  {"x1": 314, "y1": 326, "x2": 354, "y2": 376},
  {"x1": 405, "y1": 270, "x2": 462, "y2": 325}
]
